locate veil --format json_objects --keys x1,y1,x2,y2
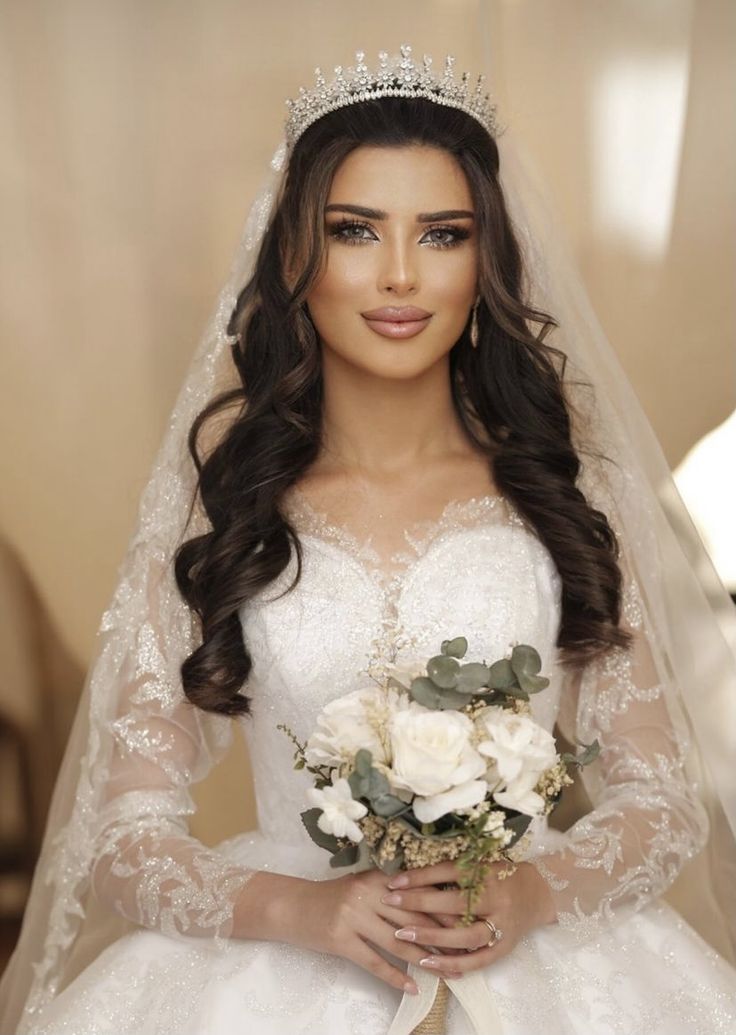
[{"x1": 1, "y1": 45, "x2": 735, "y2": 1035}]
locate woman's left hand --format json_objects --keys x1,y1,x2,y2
[{"x1": 379, "y1": 860, "x2": 557, "y2": 978}]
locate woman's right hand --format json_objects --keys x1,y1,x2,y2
[{"x1": 266, "y1": 867, "x2": 462, "y2": 995}]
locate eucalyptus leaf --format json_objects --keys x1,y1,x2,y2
[
  {"x1": 348, "y1": 770, "x2": 368, "y2": 799},
  {"x1": 516, "y1": 672, "x2": 550, "y2": 694},
  {"x1": 441, "y1": 636, "x2": 468, "y2": 659},
  {"x1": 372, "y1": 793, "x2": 408, "y2": 817},
  {"x1": 410, "y1": 676, "x2": 443, "y2": 708},
  {"x1": 510, "y1": 644, "x2": 542, "y2": 677},
  {"x1": 437, "y1": 688, "x2": 473, "y2": 710},
  {"x1": 301, "y1": 808, "x2": 341, "y2": 852},
  {"x1": 455, "y1": 662, "x2": 491, "y2": 694},
  {"x1": 367, "y1": 767, "x2": 390, "y2": 799},
  {"x1": 426, "y1": 654, "x2": 460, "y2": 689},
  {"x1": 409, "y1": 677, "x2": 467, "y2": 710},
  {"x1": 355, "y1": 749, "x2": 373, "y2": 777},
  {"x1": 329, "y1": 842, "x2": 360, "y2": 868},
  {"x1": 488, "y1": 658, "x2": 516, "y2": 689}
]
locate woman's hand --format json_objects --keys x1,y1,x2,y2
[
  {"x1": 263, "y1": 867, "x2": 456, "y2": 996},
  {"x1": 377, "y1": 860, "x2": 558, "y2": 978}
]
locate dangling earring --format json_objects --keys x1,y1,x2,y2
[{"x1": 470, "y1": 297, "x2": 480, "y2": 349}]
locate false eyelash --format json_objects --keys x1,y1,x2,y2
[{"x1": 327, "y1": 218, "x2": 471, "y2": 250}]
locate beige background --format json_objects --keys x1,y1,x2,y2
[{"x1": 0, "y1": 0, "x2": 734, "y2": 844}]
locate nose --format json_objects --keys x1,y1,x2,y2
[{"x1": 377, "y1": 234, "x2": 418, "y2": 295}]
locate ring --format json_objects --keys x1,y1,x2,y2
[{"x1": 481, "y1": 917, "x2": 503, "y2": 945}]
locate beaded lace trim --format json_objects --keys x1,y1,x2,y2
[{"x1": 282, "y1": 487, "x2": 528, "y2": 677}]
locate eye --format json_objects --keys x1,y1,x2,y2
[
  {"x1": 327, "y1": 219, "x2": 471, "y2": 250},
  {"x1": 327, "y1": 219, "x2": 377, "y2": 245},
  {"x1": 423, "y1": 226, "x2": 471, "y2": 249}
]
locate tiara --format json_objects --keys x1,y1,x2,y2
[{"x1": 284, "y1": 43, "x2": 498, "y2": 149}]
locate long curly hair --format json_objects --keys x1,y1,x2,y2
[{"x1": 174, "y1": 96, "x2": 631, "y2": 717}]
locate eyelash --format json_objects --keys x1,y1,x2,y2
[{"x1": 327, "y1": 219, "x2": 471, "y2": 250}]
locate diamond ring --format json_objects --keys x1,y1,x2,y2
[{"x1": 481, "y1": 917, "x2": 503, "y2": 945}]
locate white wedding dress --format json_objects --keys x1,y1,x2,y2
[{"x1": 24, "y1": 489, "x2": 736, "y2": 1035}]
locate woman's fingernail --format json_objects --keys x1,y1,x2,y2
[
  {"x1": 419, "y1": 957, "x2": 441, "y2": 968},
  {"x1": 394, "y1": 928, "x2": 416, "y2": 942},
  {"x1": 387, "y1": 874, "x2": 409, "y2": 889},
  {"x1": 382, "y1": 892, "x2": 402, "y2": 905},
  {"x1": 404, "y1": 980, "x2": 418, "y2": 995}
]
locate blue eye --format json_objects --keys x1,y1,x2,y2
[{"x1": 327, "y1": 219, "x2": 470, "y2": 250}]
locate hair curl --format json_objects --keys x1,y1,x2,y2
[{"x1": 174, "y1": 96, "x2": 631, "y2": 717}]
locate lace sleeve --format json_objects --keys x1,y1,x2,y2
[
  {"x1": 87, "y1": 550, "x2": 257, "y2": 945},
  {"x1": 528, "y1": 539, "x2": 711, "y2": 943}
]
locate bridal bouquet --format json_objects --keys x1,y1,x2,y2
[{"x1": 278, "y1": 635, "x2": 599, "y2": 924}]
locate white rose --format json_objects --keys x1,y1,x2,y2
[
  {"x1": 306, "y1": 773, "x2": 368, "y2": 843},
  {"x1": 389, "y1": 705, "x2": 487, "y2": 822},
  {"x1": 304, "y1": 686, "x2": 395, "y2": 769},
  {"x1": 412, "y1": 778, "x2": 488, "y2": 824}
]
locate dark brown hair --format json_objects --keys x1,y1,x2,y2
[{"x1": 174, "y1": 96, "x2": 630, "y2": 717}]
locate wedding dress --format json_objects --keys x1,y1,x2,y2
[
  {"x1": 21, "y1": 486, "x2": 736, "y2": 1035},
  {"x1": 4, "y1": 42, "x2": 736, "y2": 1035}
]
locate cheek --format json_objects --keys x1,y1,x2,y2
[
  {"x1": 311, "y1": 250, "x2": 370, "y2": 304},
  {"x1": 429, "y1": 252, "x2": 477, "y2": 303}
]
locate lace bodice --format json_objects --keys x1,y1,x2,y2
[
  {"x1": 241, "y1": 489, "x2": 563, "y2": 844},
  {"x1": 88, "y1": 488, "x2": 709, "y2": 953}
]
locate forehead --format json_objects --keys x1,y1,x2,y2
[{"x1": 327, "y1": 145, "x2": 473, "y2": 211}]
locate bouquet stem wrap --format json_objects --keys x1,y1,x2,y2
[{"x1": 388, "y1": 964, "x2": 504, "y2": 1035}]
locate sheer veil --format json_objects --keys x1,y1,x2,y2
[{"x1": 1, "y1": 44, "x2": 734, "y2": 1035}]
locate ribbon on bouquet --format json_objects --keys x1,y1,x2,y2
[{"x1": 387, "y1": 963, "x2": 505, "y2": 1035}]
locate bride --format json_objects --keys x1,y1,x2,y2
[{"x1": 1, "y1": 44, "x2": 735, "y2": 1035}]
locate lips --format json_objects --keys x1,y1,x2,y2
[
  {"x1": 361, "y1": 305, "x2": 433, "y2": 340},
  {"x1": 361, "y1": 306, "x2": 432, "y2": 322}
]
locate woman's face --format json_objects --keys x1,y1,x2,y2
[{"x1": 305, "y1": 144, "x2": 478, "y2": 380}]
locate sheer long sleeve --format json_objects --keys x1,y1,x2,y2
[
  {"x1": 87, "y1": 553, "x2": 257, "y2": 945},
  {"x1": 529, "y1": 543, "x2": 710, "y2": 943}
]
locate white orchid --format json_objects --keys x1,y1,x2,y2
[{"x1": 306, "y1": 772, "x2": 368, "y2": 843}]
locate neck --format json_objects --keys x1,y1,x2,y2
[{"x1": 317, "y1": 349, "x2": 474, "y2": 479}]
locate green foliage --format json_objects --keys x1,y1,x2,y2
[
  {"x1": 441, "y1": 636, "x2": 468, "y2": 658},
  {"x1": 409, "y1": 676, "x2": 468, "y2": 710},
  {"x1": 347, "y1": 748, "x2": 408, "y2": 822},
  {"x1": 503, "y1": 812, "x2": 533, "y2": 847},
  {"x1": 329, "y1": 842, "x2": 360, "y2": 867},
  {"x1": 561, "y1": 738, "x2": 601, "y2": 769}
]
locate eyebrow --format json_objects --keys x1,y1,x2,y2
[{"x1": 324, "y1": 203, "x2": 475, "y2": 222}]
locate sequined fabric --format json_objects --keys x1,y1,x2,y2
[{"x1": 24, "y1": 491, "x2": 736, "y2": 1034}]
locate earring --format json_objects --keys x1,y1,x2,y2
[{"x1": 470, "y1": 297, "x2": 480, "y2": 349}]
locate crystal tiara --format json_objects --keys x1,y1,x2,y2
[{"x1": 284, "y1": 43, "x2": 498, "y2": 149}]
